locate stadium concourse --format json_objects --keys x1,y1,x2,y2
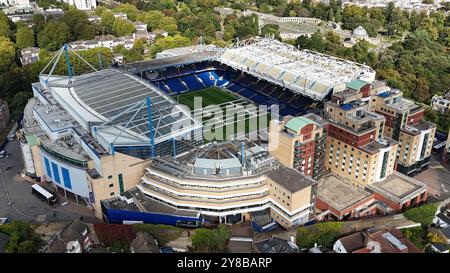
[{"x1": 19, "y1": 38, "x2": 379, "y2": 229}]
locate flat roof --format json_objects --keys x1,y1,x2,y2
[
  {"x1": 318, "y1": 173, "x2": 373, "y2": 211},
  {"x1": 368, "y1": 172, "x2": 427, "y2": 203},
  {"x1": 265, "y1": 165, "x2": 316, "y2": 193},
  {"x1": 285, "y1": 116, "x2": 317, "y2": 133},
  {"x1": 103, "y1": 187, "x2": 199, "y2": 218}
]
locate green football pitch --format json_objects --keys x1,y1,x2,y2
[
  {"x1": 173, "y1": 87, "x2": 239, "y2": 110},
  {"x1": 172, "y1": 87, "x2": 270, "y2": 141}
]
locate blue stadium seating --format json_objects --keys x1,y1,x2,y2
[
  {"x1": 180, "y1": 74, "x2": 205, "y2": 90},
  {"x1": 146, "y1": 60, "x2": 318, "y2": 117}
]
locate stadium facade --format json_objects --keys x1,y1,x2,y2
[{"x1": 19, "y1": 37, "x2": 430, "y2": 228}]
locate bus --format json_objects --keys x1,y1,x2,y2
[{"x1": 31, "y1": 184, "x2": 58, "y2": 206}]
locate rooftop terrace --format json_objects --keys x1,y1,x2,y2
[{"x1": 318, "y1": 173, "x2": 373, "y2": 211}]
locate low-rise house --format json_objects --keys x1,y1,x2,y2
[
  {"x1": 431, "y1": 243, "x2": 449, "y2": 253},
  {"x1": 20, "y1": 47, "x2": 40, "y2": 66},
  {"x1": 70, "y1": 35, "x2": 135, "y2": 51},
  {"x1": 44, "y1": 220, "x2": 92, "y2": 253},
  {"x1": 433, "y1": 213, "x2": 450, "y2": 228},
  {"x1": 253, "y1": 236, "x2": 299, "y2": 253},
  {"x1": 113, "y1": 12, "x2": 127, "y2": 20},
  {"x1": 129, "y1": 232, "x2": 160, "y2": 253},
  {"x1": 333, "y1": 229, "x2": 421, "y2": 253},
  {"x1": 439, "y1": 227, "x2": 450, "y2": 244}
]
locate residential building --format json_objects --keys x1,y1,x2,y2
[
  {"x1": 269, "y1": 113, "x2": 327, "y2": 180},
  {"x1": 44, "y1": 220, "x2": 92, "y2": 253},
  {"x1": 20, "y1": 47, "x2": 40, "y2": 66},
  {"x1": 253, "y1": 236, "x2": 299, "y2": 253},
  {"x1": 70, "y1": 35, "x2": 135, "y2": 51},
  {"x1": 333, "y1": 229, "x2": 422, "y2": 253},
  {"x1": 129, "y1": 232, "x2": 160, "y2": 253},
  {"x1": 370, "y1": 85, "x2": 436, "y2": 175},
  {"x1": 315, "y1": 79, "x2": 428, "y2": 220},
  {"x1": 61, "y1": 0, "x2": 96, "y2": 10},
  {"x1": 431, "y1": 92, "x2": 450, "y2": 113}
]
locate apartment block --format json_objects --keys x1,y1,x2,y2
[
  {"x1": 370, "y1": 85, "x2": 436, "y2": 175},
  {"x1": 269, "y1": 113, "x2": 327, "y2": 180}
]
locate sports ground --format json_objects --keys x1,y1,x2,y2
[{"x1": 174, "y1": 87, "x2": 270, "y2": 141}]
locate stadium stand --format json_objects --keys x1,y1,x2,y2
[{"x1": 146, "y1": 60, "x2": 319, "y2": 117}]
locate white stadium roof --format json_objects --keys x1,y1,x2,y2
[
  {"x1": 217, "y1": 37, "x2": 376, "y2": 100},
  {"x1": 43, "y1": 69, "x2": 202, "y2": 149}
]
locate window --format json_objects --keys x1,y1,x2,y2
[
  {"x1": 108, "y1": 175, "x2": 113, "y2": 179},
  {"x1": 109, "y1": 184, "x2": 114, "y2": 188},
  {"x1": 110, "y1": 192, "x2": 115, "y2": 196}
]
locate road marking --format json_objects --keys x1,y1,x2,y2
[{"x1": 36, "y1": 215, "x2": 47, "y2": 222}]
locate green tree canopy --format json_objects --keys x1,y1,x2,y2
[
  {"x1": 37, "y1": 21, "x2": 70, "y2": 50},
  {"x1": 150, "y1": 35, "x2": 191, "y2": 57},
  {"x1": 15, "y1": 26, "x2": 35, "y2": 49},
  {"x1": 0, "y1": 11, "x2": 10, "y2": 38},
  {"x1": 296, "y1": 222, "x2": 344, "y2": 249},
  {"x1": 112, "y1": 18, "x2": 136, "y2": 36},
  {"x1": 191, "y1": 225, "x2": 231, "y2": 253},
  {"x1": 0, "y1": 221, "x2": 42, "y2": 253},
  {"x1": 0, "y1": 36, "x2": 15, "y2": 73}
]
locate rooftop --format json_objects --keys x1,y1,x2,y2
[
  {"x1": 317, "y1": 173, "x2": 373, "y2": 211},
  {"x1": 368, "y1": 172, "x2": 427, "y2": 203},
  {"x1": 103, "y1": 187, "x2": 200, "y2": 218},
  {"x1": 402, "y1": 121, "x2": 436, "y2": 136},
  {"x1": 219, "y1": 37, "x2": 375, "y2": 100},
  {"x1": 253, "y1": 236, "x2": 299, "y2": 253},
  {"x1": 359, "y1": 137, "x2": 397, "y2": 154},
  {"x1": 284, "y1": 116, "x2": 317, "y2": 133},
  {"x1": 44, "y1": 69, "x2": 201, "y2": 147},
  {"x1": 265, "y1": 165, "x2": 317, "y2": 193},
  {"x1": 346, "y1": 79, "x2": 370, "y2": 91}
]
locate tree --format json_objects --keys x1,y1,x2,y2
[
  {"x1": 137, "y1": 10, "x2": 165, "y2": 31},
  {"x1": 159, "y1": 16, "x2": 178, "y2": 35},
  {"x1": 0, "y1": 36, "x2": 15, "y2": 73},
  {"x1": 150, "y1": 35, "x2": 191, "y2": 57},
  {"x1": 15, "y1": 26, "x2": 35, "y2": 49},
  {"x1": 37, "y1": 21, "x2": 70, "y2": 50},
  {"x1": 101, "y1": 10, "x2": 115, "y2": 34},
  {"x1": 62, "y1": 9, "x2": 89, "y2": 41},
  {"x1": 191, "y1": 225, "x2": 231, "y2": 253},
  {"x1": 404, "y1": 204, "x2": 438, "y2": 227},
  {"x1": 296, "y1": 222, "x2": 343, "y2": 249},
  {"x1": 261, "y1": 24, "x2": 280, "y2": 39},
  {"x1": 0, "y1": 221, "x2": 41, "y2": 253},
  {"x1": 0, "y1": 11, "x2": 9, "y2": 38},
  {"x1": 112, "y1": 18, "x2": 136, "y2": 36}
]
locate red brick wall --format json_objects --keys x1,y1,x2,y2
[
  {"x1": 407, "y1": 110, "x2": 424, "y2": 126},
  {"x1": 328, "y1": 125, "x2": 375, "y2": 146}
]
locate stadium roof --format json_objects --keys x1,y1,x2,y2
[
  {"x1": 43, "y1": 69, "x2": 202, "y2": 149},
  {"x1": 217, "y1": 37, "x2": 375, "y2": 100}
]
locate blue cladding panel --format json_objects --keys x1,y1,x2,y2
[
  {"x1": 61, "y1": 167, "x2": 72, "y2": 189},
  {"x1": 44, "y1": 157, "x2": 52, "y2": 178},
  {"x1": 104, "y1": 208, "x2": 200, "y2": 226},
  {"x1": 51, "y1": 162, "x2": 60, "y2": 184}
]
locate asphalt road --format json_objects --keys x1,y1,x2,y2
[{"x1": 0, "y1": 140, "x2": 100, "y2": 223}]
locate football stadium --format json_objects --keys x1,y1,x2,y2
[{"x1": 19, "y1": 37, "x2": 379, "y2": 229}]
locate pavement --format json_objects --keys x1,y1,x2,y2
[
  {"x1": 413, "y1": 153, "x2": 450, "y2": 200},
  {"x1": 0, "y1": 140, "x2": 100, "y2": 224},
  {"x1": 340, "y1": 213, "x2": 419, "y2": 234}
]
